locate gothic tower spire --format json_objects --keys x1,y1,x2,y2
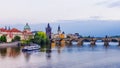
[
  {"x1": 58, "y1": 25, "x2": 61, "y2": 34},
  {"x1": 46, "y1": 23, "x2": 52, "y2": 39}
]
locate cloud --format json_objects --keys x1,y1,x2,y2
[
  {"x1": 108, "y1": 1, "x2": 120, "y2": 8},
  {"x1": 95, "y1": 1, "x2": 110, "y2": 5},
  {"x1": 89, "y1": 16, "x2": 103, "y2": 20},
  {"x1": 96, "y1": 0, "x2": 120, "y2": 8},
  {"x1": 0, "y1": 0, "x2": 120, "y2": 23}
]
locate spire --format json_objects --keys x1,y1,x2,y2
[
  {"x1": 8, "y1": 26, "x2": 11, "y2": 30},
  {"x1": 46, "y1": 23, "x2": 51, "y2": 32},
  {"x1": 26, "y1": 23, "x2": 28, "y2": 25},
  {"x1": 57, "y1": 25, "x2": 61, "y2": 34},
  {"x1": 62, "y1": 31, "x2": 65, "y2": 34},
  {"x1": 58, "y1": 25, "x2": 61, "y2": 32},
  {"x1": 5, "y1": 26, "x2": 7, "y2": 30},
  {"x1": 47, "y1": 23, "x2": 50, "y2": 28}
]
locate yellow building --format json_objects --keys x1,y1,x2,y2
[
  {"x1": 51, "y1": 25, "x2": 66, "y2": 39},
  {"x1": 59, "y1": 33, "x2": 65, "y2": 39}
]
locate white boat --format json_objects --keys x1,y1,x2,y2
[{"x1": 22, "y1": 45, "x2": 40, "y2": 51}]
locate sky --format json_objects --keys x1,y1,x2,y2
[
  {"x1": 0, "y1": 0, "x2": 120, "y2": 37},
  {"x1": 0, "y1": 0, "x2": 120, "y2": 24}
]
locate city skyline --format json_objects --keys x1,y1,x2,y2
[
  {"x1": 1, "y1": 0, "x2": 120, "y2": 68},
  {"x1": 0, "y1": 20, "x2": 120, "y2": 37}
]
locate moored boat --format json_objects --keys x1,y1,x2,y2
[{"x1": 22, "y1": 45, "x2": 40, "y2": 51}]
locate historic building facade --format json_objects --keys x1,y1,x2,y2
[
  {"x1": 0, "y1": 23, "x2": 33, "y2": 42},
  {"x1": 50, "y1": 25, "x2": 66, "y2": 39}
]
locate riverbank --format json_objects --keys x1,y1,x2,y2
[{"x1": 0, "y1": 42, "x2": 19, "y2": 48}]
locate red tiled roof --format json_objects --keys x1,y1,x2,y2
[
  {"x1": 0, "y1": 28, "x2": 6, "y2": 32},
  {"x1": 10, "y1": 28, "x2": 21, "y2": 32},
  {"x1": 0, "y1": 28, "x2": 32, "y2": 34},
  {"x1": 0, "y1": 28, "x2": 22, "y2": 32},
  {"x1": 23, "y1": 30, "x2": 32, "y2": 34}
]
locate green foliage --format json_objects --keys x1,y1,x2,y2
[
  {"x1": 46, "y1": 37, "x2": 50, "y2": 44},
  {"x1": 111, "y1": 35, "x2": 120, "y2": 38},
  {"x1": 21, "y1": 40, "x2": 30, "y2": 45},
  {"x1": 33, "y1": 31, "x2": 50, "y2": 46},
  {"x1": 12, "y1": 36, "x2": 21, "y2": 42},
  {"x1": 0, "y1": 35, "x2": 7, "y2": 42}
]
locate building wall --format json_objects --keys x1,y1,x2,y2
[
  {"x1": 0, "y1": 32, "x2": 33, "y2": 42},
  {"x1": 51, "y1": 33, "x2": 66, "y2": 39}
]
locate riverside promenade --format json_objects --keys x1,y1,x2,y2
[{"x1": 0, "y1": 42, "x2": 20, "y2": 48}]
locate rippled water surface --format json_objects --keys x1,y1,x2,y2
[{"x1": 0, "y1": 42, "x2": 120, "y2": 68}]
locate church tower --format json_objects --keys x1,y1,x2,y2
[
  {"x1": 46, "y1": 23, "x2": 52, "y2": 39},
  {"x1": 58, "y1": 25, "x2": 61, "y2": 34}
]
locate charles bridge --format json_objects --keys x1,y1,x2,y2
[
  {"x1": 51, "y1": 37, "x2": 120, "y2": 46},
  {"x1": 45, "y1": 23, "x2": 120, "y2": 46}
]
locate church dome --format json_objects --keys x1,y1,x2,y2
[{"x1": 24, "y1": 23, "x2": 30, "y2": 30}]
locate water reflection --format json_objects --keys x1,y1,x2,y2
[
  {"x1": 1, "y1": 42, "x2": 120, "y2": 68},
  {"x1": 0, "y1": 48, "x2": 7, "y2": 58},
  {"x1": 104, "y1": 45, "x2": 110, "y2": 49},
  {"x1": 57, "y1": 46, "x2": 62, "y2": 54},
  {"x1": 51, "y1": 40, "x2": 65, "y2": 48},
  {"x1": 7, "y1": 47, "x2": 20, "y2": 58},
  {"x1": 0, "y1": 47, "x2": 20, "y2": 58},
  {"x1": 23, "y1": 52, "x2": 31, "y2": 62},
  {"x1": 0, "y1": 42, "x2": 117, "y2": 59},
  {"x1": 46, "y1": 50, "x2": 51, "y2": 59},
  {"x1": 46, "y1": 44, "x2": 52, "y2": 59}
]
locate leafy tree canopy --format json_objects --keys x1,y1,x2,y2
[
  {"x1": 34, "y1": 31, "x2": 50, "y2": 45},
  {"x1": 12, "y1": 36, "x2": 21, "y2": 42},
  {"x1": 0, "y1": 35, "x2": 7, "y2": 42}
]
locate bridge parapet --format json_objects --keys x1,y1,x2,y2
[{"x1": 51, "y1": 37, "x2": 120, "y2": 46}]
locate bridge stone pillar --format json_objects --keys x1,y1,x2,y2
[
  {"x1": 104, "y1": 42, "x2": 109, "y2": 46},
  {"x1": 104, "y1": 38, "x2": 109, "y2": 46},
  {"x1": 66, "y1": 40, "x2": 72, "y2": 45},
  {"x1": 51, "y1": 39, "x2": 55, "y2": 43},
  {"x1": 55, "y1": 39, "x2": 61, "y2": 46},
  {"x1": 118, "y1": 40, "x2": 120, "y2": 46},
  {"x1": 90, "y1": 40, "x2": 96, "y2": 46},
  {"x1": 77, "y1": 39, "x2": 83, "y2": 46}
]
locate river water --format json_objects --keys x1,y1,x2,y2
[{"x1": 0, "y1": 42, "x2": 120, "y2": 68}]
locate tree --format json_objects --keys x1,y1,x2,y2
[
  {"x1": 12, "y1": 36, "x2": 21, "y2": 42},
  {"x1": 0, "y1": 35, "x2": 7, "y2": 42},
  {"x1": 33, "y1": 31, "x2": 50, "y2": 46},
  {"x1": 21, "y1": 40, "x2": 30, "y2": 45}
]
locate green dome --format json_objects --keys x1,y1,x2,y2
[{"x1": 24, "y1": 23, "x2": 30, "y2": 30}]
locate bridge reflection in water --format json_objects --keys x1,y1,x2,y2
[{"x1": 0, "y1": 41, "x2": 119, "y2": 59}]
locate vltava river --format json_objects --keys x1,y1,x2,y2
[{"x1": 0, "y1": 42, "x2": 120, "y2": 68}]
